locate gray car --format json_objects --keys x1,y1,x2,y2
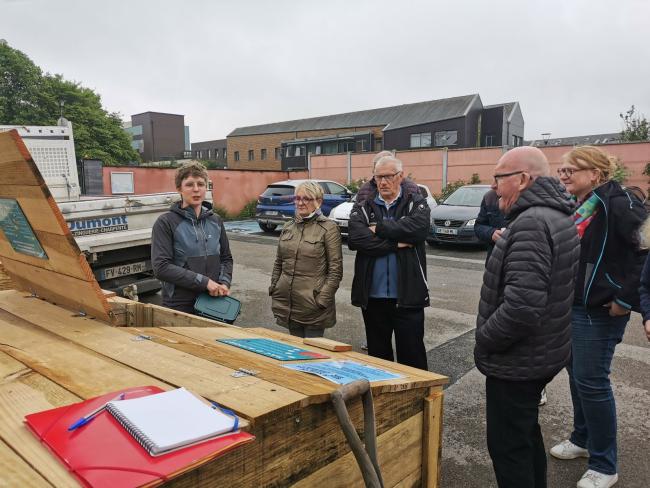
[{"x1": 427, "y1": 184, "x2": 491, "y2": 245}]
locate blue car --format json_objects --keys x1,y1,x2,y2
[{"x1": 256, "y1": 179, "x2": 353, "y2": 232}]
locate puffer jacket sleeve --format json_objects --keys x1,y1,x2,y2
[
  {"x1": 611, "y1": 195, "x2": 647, "y2": 310},
  {"x1": 375, "y1": 195, "x2": 430, "y2": 244},
  {"x1": 151, "y1": 214, "x2": 209, "y2": 291},
  {"x1": 476, "y1": 214, "x2": 553, "y2": 353},
  {"x1": 317, "y1": 222, "x2": 343, "y2": 306},
  {"x1": 348, "y1": 202, "x2": 398, "y2": 256}
]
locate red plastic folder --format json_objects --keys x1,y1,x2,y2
[{"x1": 24, "y1": 386, "x2": 255, "y2": 488}]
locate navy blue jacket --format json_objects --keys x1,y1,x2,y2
[
  {"x1": 474, "y1": 189, "x2": 505, "y2": 262},
  {"x1": 639, "y1": 254, "x2": 650, "y2": 322},
  {"x1": 575, "y1": 181, "x2": 647, "y2": 312}
]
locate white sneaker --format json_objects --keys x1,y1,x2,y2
[
  {"x1": 550, "y1": 439, "x2": 589, "y2": 460},
  {"x1": 577, "y1": 469, "x2": 618, "y2": 488},
  {"x1": 538, "y1": 387, "x2": 547, "y2": 406}
]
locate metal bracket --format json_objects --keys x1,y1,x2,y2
[{"x1": 231, "y1": 368, "x2": 259, "y2": 378}]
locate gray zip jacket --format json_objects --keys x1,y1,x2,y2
[{"x1": 152, "y1": 202, "x2": 233, "y2": 313}]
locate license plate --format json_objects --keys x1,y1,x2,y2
[
  {"x1": 99, "y1": 261, "x2": 149, "y2": 280},
  {"x1": 265, "y1": 211, "x2": 279, "y2": 216},
  {"x1": 435, "y1": 227, "x2": 457, "y2": 235}
]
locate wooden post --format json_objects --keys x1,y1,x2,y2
[{"x1": 422, "y1": 389, "x2": 444, "y2": 488}]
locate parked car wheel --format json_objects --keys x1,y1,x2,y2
[{"x1": 258, "y1": 222, "x2": 277, "y2": 232}]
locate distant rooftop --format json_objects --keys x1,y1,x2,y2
[
  {"x1": 527, "y1": 132, "x2": 622, "y2": 147},
  {"x1": 229, "y1": 94, "x2": 481, "y2": 137}
]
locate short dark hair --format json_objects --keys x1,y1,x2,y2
[{"x1": 175, "y1": 162, "x2": 209, "y2": 189}]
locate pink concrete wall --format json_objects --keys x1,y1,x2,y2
[
  {"x1": 102, "y1": 167, "x2": 308, "y2": 215},
  {"x1": 310, "y1": 142, "x2": 650, "y2": 194},
  {"x1": 100, "y1": 142, "x2": 649, "y2": 215}
]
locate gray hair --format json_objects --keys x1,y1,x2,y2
[
  {"x1": 374, "y1": 155, "x2": 403, "y2": 172},
  {"x1": 372, "y1": 150, "x2": 395, "y2": 167}
]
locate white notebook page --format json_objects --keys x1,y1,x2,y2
[{"x1": 108, "y1": 387, "x2": 236, "y2": 454}]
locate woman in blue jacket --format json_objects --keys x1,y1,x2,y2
[
  {"x1": 637, "y1": 220, "x2": 650, "y2": 342},
  {"x1": 549, "y1": 146, "x2": 646, "y2": 488}
]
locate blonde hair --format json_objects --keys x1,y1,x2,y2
[
  {"x1": 295, "y1": 181, "x2": 324, "y2": 203},
  {"x1": 561, "y1": 146, "x2": 618, "y2": 184}
]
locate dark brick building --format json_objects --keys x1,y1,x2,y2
[
  {"x1": 226, "y1": 94, "x2": 524, "y2": 170},
  {"x1": 130, "y1": 112, "x2": 187, "y2": 162}
]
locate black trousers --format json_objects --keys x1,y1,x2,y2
[
  {"x1": 361, "y1": 298, "x2": 428, "y2": 370},
  {"x1": 485, "y1": 376, "x2": 550, "y2": 488}
]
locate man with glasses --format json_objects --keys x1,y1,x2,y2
[
  {"x1": 474, "y1": 146, "x2": 580, "y2": 488},
  {"x1": 348, "y1": 155, "x2": 430, "y2": 370}
]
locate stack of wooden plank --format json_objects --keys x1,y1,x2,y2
[{"x1": 0, "y1": 130, "x2": 449, "y2": 487}]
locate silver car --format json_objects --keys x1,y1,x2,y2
[{"x1": 427, "y1": 184, "x2": 491, "y2": 245}]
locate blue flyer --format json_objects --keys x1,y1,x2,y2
[
  {"x1": 283, "y1": 360, "x2": 403, "y2": 384},
  {"x1": 0, "y1": 198, "x2": 47, "y2": 259}
]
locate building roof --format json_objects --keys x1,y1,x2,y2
[
  {"x1": 484, "y1": 102, "x2": 517, "y2": 120},
  {"x1": 228, "y1": 94, "x2": 480, "y2": 137},
  {"x1": 526, "y1": 132, "x2": 621, "y2": 147},
  {"x1": 191, "y1": 138, "x2": 227, "y2": 148}
]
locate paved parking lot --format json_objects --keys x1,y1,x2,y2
[{"x1": 145, "y1": 225, "x2": 650, "y2": 487}]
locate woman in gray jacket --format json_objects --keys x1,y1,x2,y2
[{"x1": 269, "y1": 181, "x2": 343, "y2": 337}]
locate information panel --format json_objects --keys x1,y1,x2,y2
[
  {"x1": 284, "y1": 360, "x2": 403, "y2": 384},
  {"x1": 0, "y1": 198, "x2": 48, "y2": 259}
]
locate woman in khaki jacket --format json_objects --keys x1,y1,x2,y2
[{"x1": 269, "y1": 181, "x2": 343, "y2": 337}]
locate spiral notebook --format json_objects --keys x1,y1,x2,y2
[
  {"x1": 106, "y1": 387, "x2": 238, "y2": 456},
  {"x1": 25, "y1": 386, "x2": 255, "y2": 488}
]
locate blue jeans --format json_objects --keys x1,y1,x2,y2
[{"x1": 568, "y1": 306, "x2": 628, "y2": 475}]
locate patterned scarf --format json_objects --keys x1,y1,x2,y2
[{"x1": 573, "y1": 193, "x2": 599, "y2": 238}]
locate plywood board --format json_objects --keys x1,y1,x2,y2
[{"x1": 0, "y1": 131, "x2": 110, "y2": 321}]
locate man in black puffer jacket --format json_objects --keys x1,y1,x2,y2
[{"x1": 474, "y1": 146, "x2": 580, "y2": 488}]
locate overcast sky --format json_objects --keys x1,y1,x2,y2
[{"x1": 2, "y1": 0, "x2": 649, "y2": 142}]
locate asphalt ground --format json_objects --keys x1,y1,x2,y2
[{"x1": 145, "y1": 222, "x2": 650, "y2": 487}]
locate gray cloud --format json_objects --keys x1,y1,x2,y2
[{"x1": 1, "y1": 0, "x2": 648, "y2": 142}]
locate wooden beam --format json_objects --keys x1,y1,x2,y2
[
  {"x1": 0, "y1": 438, "x2": 55, "y2": 488},
  {"x1": 422, "y1": 389, "x2": 444, "y2": 488},
  {"x1": 0, "y1": 291, "x2": 305, "y2": 423},
  {"x1": 0, "y1": 352, "x2": 81, "y2": 487},
  {"x1": 1, "y1": 258, "x2": 110, "y2": 320},
  {"x1": 123, "y1": 326, "x2": 337, "y2": 403},
  {"x1": 291, "y1": 412, "x2": 423, "y2": 488}
]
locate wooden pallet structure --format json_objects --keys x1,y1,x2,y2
[{"x1": 0, "y1": 130, "x2": 449, "y2": 487}]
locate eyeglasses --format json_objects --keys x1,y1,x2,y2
[
  {"x1": 293, "y1": 196, "x2": 315, "y2": 203},
  {"x1": 557, "y1": 167, "x2": 587, "y2": 177},
  {"x1": 493, "y1": 170, "x2": 525, "y2": 183},
  {"x1": 373, "y1": 171, "x2": 402, "y2": 182}
]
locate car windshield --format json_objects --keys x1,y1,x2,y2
[
  {"x1": 262, "y1": 185, "x2": 295, "y2": 197},
  {"x1": 443, "y1": 186, "x2": 490, "y2": 207}
]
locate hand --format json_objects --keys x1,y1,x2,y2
[
  {"x1": 397, "y1": 242, "x2": 413, "y2": 248},
  {"x1": 644, "y1": 320, "x2": 650, "y2": 342},
  {"x1": 491, "y1": 229, "x2": 504, "y2": 242},
  {"x1": 607, "y1": 301, "x2": 630, "y2": 317},
  {"x1": 368, "y1": 225, "x2": 376, "y2": 234},
  {"x1": 207, "y1": 279, "x2": 230, "y2": 297}
]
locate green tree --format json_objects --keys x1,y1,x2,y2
[
  {"x1": 619, "y1": 105, "x2": 649, "y2": 141},
  {"x1": 0, "y1": 42, "x2": 139, "y2": 166}
]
